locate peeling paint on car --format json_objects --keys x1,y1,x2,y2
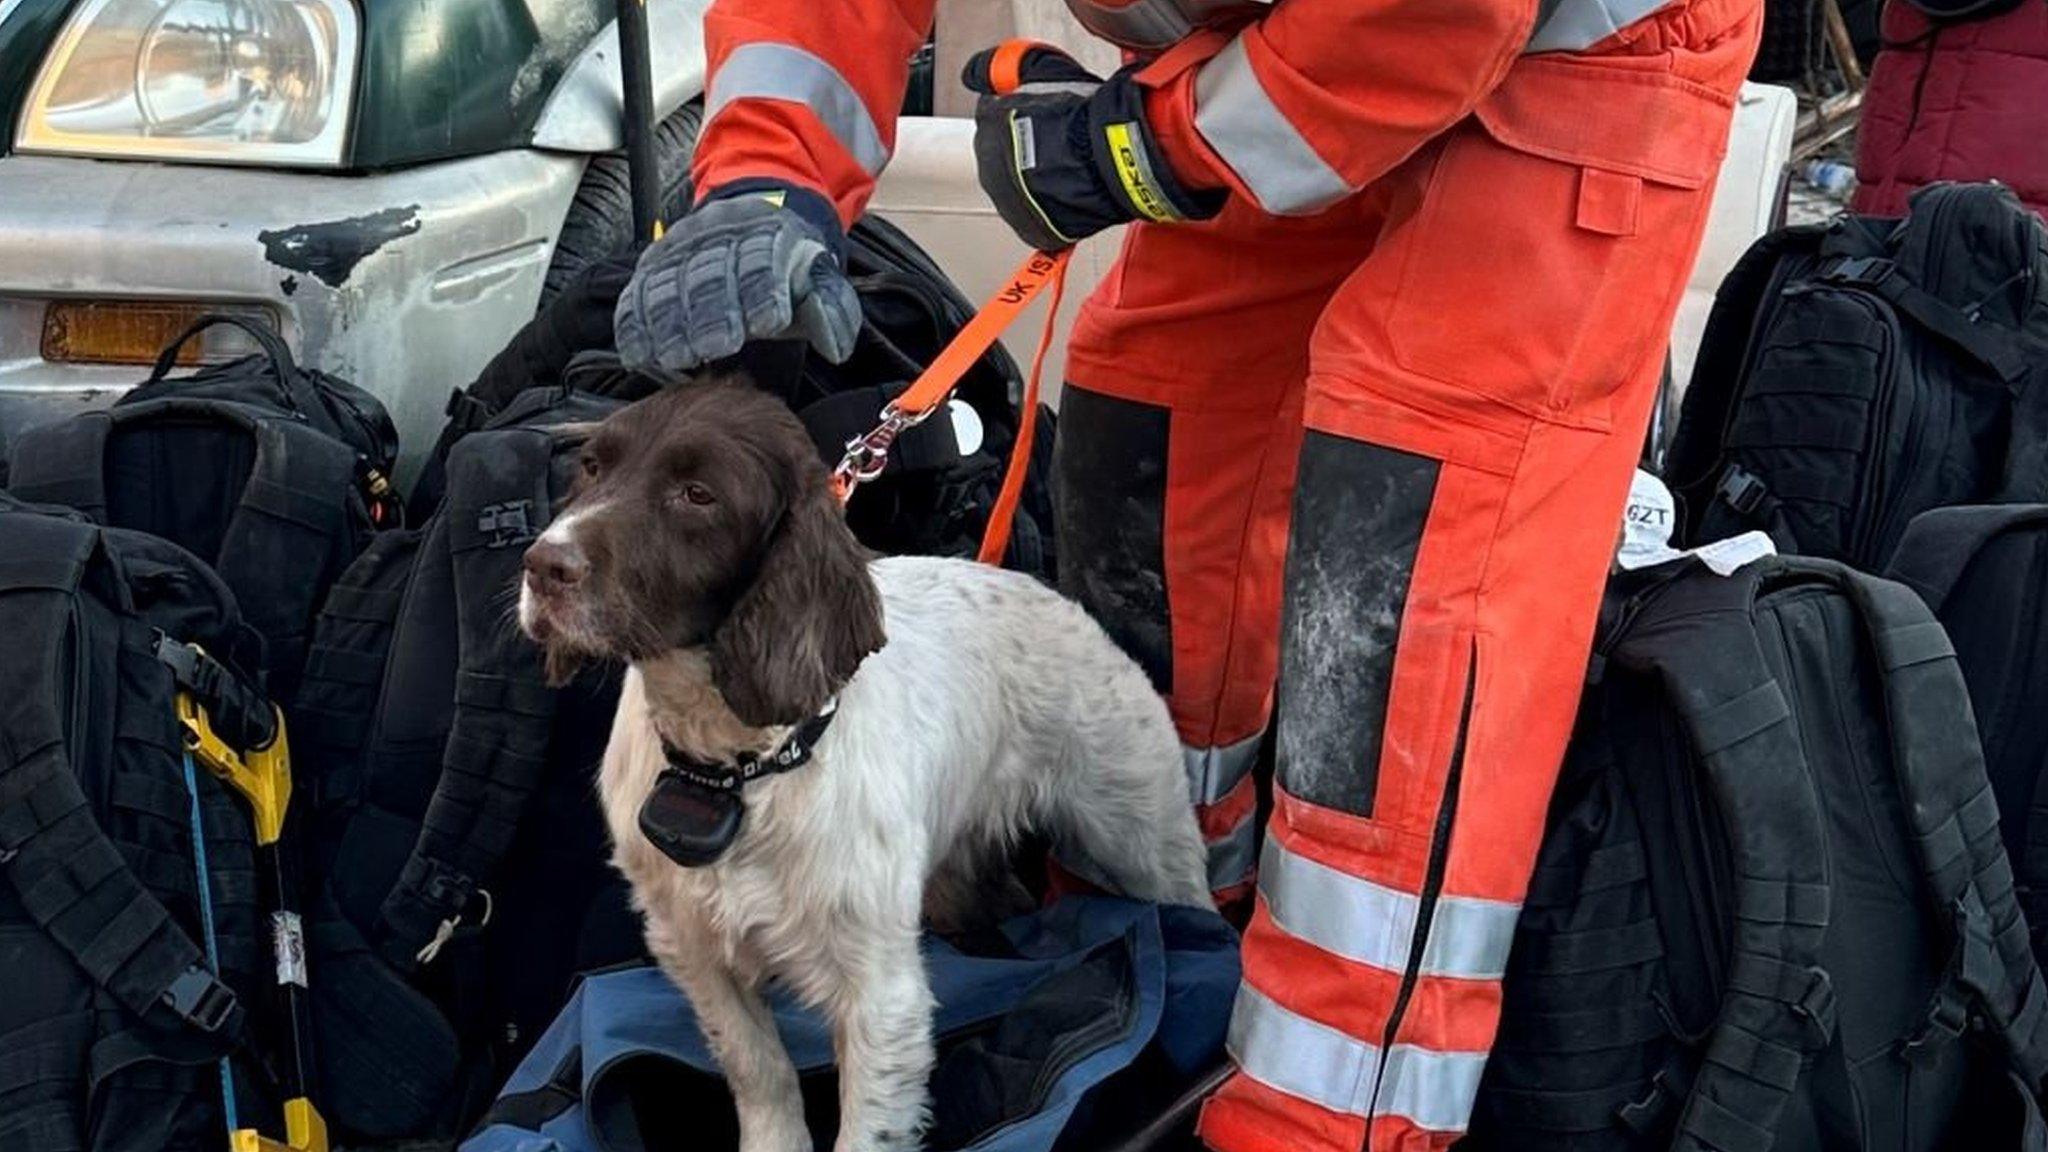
[{"x1": 258, "y1": 205, "x2": 424, "y2": 288}]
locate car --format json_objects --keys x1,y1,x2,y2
[{"x1": 0, "y1": 0, "x2": 715, "y2": 473}]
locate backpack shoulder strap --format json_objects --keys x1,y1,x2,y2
[
  {"x1": 375, "y1": 424, "x2": 562, "y2": 971},
  {"x1": 1835, "y1": 564, "x2": 2048, "y2": 1089},
  {"x1": 292, "y1": 530, "x2": 420, "y2": 779},
  {"x1": 1884, "y1": 504, "x2": 2048, "y2": 613},
  {"x1": 0, "y1": 513, "x2": 244, "y2": 1041},
  {"x1": 213, "y1": 409, "x2": 362, "y2": 671},
  {"x1": 6, "y1": 412, "x2": 114, "y2": 522},
  {"x1": 1609, "y1": 561, "x2": 1837, "y2": 1152}
]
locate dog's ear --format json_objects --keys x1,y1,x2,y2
[{"x1": 710, "y1": 481, "x2": 884, "y2": 727}]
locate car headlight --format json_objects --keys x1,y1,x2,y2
[{"x1": 16, "y1": 0, "x2": 358, "y2": 166}]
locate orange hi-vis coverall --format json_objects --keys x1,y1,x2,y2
[{"x1": 689, "y1": 0, "x2": 1761, "y2": 1143}]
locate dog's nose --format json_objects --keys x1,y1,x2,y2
[{"x1": 524, "y1": 538, "x2": 589, "y2": 592}]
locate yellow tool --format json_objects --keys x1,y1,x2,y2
[
  {"x1": 173, "y1": 645, "x2": 327, "y2": 1152},
  {"x1": 229, "y1": 1099, "x2": 329, "y2": 1152},
  {"x1": 176, "y1": 691, "x2": 291, "y2": 846}
]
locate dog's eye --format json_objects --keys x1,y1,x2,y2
[
  {"x1": 676, "y1": 482, "x2": 716, "y2": 508},
  {"x1": 579, "y1": 452, "x2": 600, "y2": 480}
]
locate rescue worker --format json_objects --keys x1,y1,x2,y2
[{"x1": 612, "y1": 0, "x2": 1762, "y2": 1142}]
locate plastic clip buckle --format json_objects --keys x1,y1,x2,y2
[
  {"x1": 1716, "y1": 466, "x2": 1768, "y2": 516},
  {"x1": 163, "y1": 965, "x2": 238, "y2": 1032}
]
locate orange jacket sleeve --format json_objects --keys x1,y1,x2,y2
[
  {"x1": 1135, "y1": 0, "x2": 1539, "y2": 216},
  {"x1": 691, "y1": 0, "x2": 935, "y2": 229}
]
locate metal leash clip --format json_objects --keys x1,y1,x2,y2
[{"x1": 832, "y1": 401, "x2": 940, "y2": 498}]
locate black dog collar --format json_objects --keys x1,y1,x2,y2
[{"x1": 638, "y1": 701, "x2": 838, "y2": 867}]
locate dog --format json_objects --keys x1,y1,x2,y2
[{"x1": 518, "y1": 379, "x2": 1210, "y2": 1152}]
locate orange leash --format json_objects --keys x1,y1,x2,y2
[{"x1": 831, "y1": 247, "x2": 1072, "y2": 564}]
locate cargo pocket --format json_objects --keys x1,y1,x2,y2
[{"x1": 1387, "y1": 57, "x2": 1733, "y2": 430}]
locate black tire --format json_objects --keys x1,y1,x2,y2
[{"x1": 539, "y1": 100, "x2": 703, "y2": 309}]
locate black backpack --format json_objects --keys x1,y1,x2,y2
[
  {"x1": 1666, "y1": 182, "x2": 2048, "y2": 571},
  {"x1": 0, "y1": 497, "x2": 285, "y2": 1151},
  {"x1": 420, "y1": 215, "x2": 1058, "y2": 578},
  {"x1": 8, "y1": 315, "x2": 400, "y2": 700},
  {"x1": 1888, "y1": 504, "x2": 2048, "y2": 971},
  {"x1": 1464, "y1": 556, "x2": 2048, "y2": 1151},
  {"x1": 289, "y1": 386, "x2": 639, "y2": 1141}
]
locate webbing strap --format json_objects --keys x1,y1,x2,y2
[
  {"x1": 1494, "y1": 998, "x2": 1669, "y2": 1054},
  {"x1": 1517, "y1": 918, "x2": 1664, "y2": 976},
  {"x1": 1701, "y1": 1021, "x2": 1806, "y2": 1091},
  {"x1": 213, "y1": 413, "x2": 360, "y2": 687},
  {"x1": 1610, "y1": 560, "x2": 1835, "y2": 1152},
  {"x1": 1689, "y1": 681, "x2": 1790, "y2": 756},
  {"x1": 0, "y1": 744, "x2": 239, "y2": 1037},
  {"x1": 1822, "y1": 257, "x2": 2031, "y2": 383},
  {"x1": 1844, "y1": 566, "x2": 2048, "y2": 1089},
  {"x1": 1876, "y1": 621, "x2": 1955, "y2": 670},
  {"x1": 832, "y1": 248, "x2": 1069, "y2": 565},
  {"x1": 1733, "y1": 878, "x2": 1831, "y2": 928},
  {"x1": 1679, "y1": 1088, "x2": 1779, "y2": 1152},
  {"x1": 151, "y1": 634, "x2": 276, "y2": 756},
  {"x1": 376, "y1": 427, "x2": 561, "y2": 970},
  {"x1": 1526, "y1": 839, "x2": 1647, "y2": 906}
]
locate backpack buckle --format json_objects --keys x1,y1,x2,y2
[
  {"x1": 1791, "y1": 966, "x2": 1838, "y2": 1046},
  {"x1": 162, "y1": 964, "x2": 238, "y2": 1033},
  {"x1": 1715, "y1": 466, "x2": 1769, "y2": 516},
  {"x1": 151, "y1": 632, "x2": 223, "y2": 701},
  {"x1": 1618, "y1": 1064, "x2": 1689, "y2": 1134},
  {"x1": 1824, "y1": 256, "x2": 1898, "y2": 288},
  {"x1": 1901, "y1": 991, "x2": 1971, "y2": 1065}
]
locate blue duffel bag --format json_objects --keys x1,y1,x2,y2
[{"x1": 462, "y1": 897, "x2": 1241, "y2": 1152}]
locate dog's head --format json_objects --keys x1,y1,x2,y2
[{"x1": 518, "y1": 379, "x2": 885, "y2": 727}]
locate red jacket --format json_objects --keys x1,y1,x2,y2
[
  {"x1": 1854, "y1": 0, "x2": 2048, "y2": 219},
  {"x1": 689, "y1": 0, "x2": 1537, "y2": 229}
]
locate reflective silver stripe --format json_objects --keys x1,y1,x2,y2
[
  {"x1": 706, "y1": 43, "x2": 889, "y2": 175},
  {"x1": 1184, "y1": 733, "x2": 1261, "y2": 807},
  {"x1": 1526, "y1": 0, "x2": 1682, "y2": 52},
  {"x1": 1260, "y1": 836, "x2": 1519, "y2": 980},
  {"x1": 1207, "y1": 809, "x2": 1259, "y2": 890},
  {"x1": 1192, "y1": 37, "x2": 1355, "y2": 216},
  {"x1": 1229, "y1": 983, "x2": 1488, "y2": 1133}
]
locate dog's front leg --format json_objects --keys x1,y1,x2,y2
[
  {"x1": 650, "y1": 929, "x2": 810, "y2": 1152},
  {"x1": 827, "y1": 932, "x2": 935, "y2": 1152}
]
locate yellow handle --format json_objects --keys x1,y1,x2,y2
[
  {"x1": 230, "y1": 1098, "x2": 328, "y2": 1152},
  {"x1": 175, "y1": 692, "x2": 292, "y2": 846}
]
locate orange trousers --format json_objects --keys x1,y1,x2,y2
[{"x1": 1051, "y1": 1, "x2": 1761, "y2": 1147}]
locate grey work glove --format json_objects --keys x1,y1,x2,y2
[{"x1": 614, "y1": 184, "x2": 862, "y2": 374}]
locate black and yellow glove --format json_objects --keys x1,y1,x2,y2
[{"x1": 963, "y1": 43, "x2": 1223, "y2": 252}]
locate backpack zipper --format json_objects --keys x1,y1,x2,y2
[{"x1": 1364, "y1": 646, "x2": 1476, "y2": 1150}]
